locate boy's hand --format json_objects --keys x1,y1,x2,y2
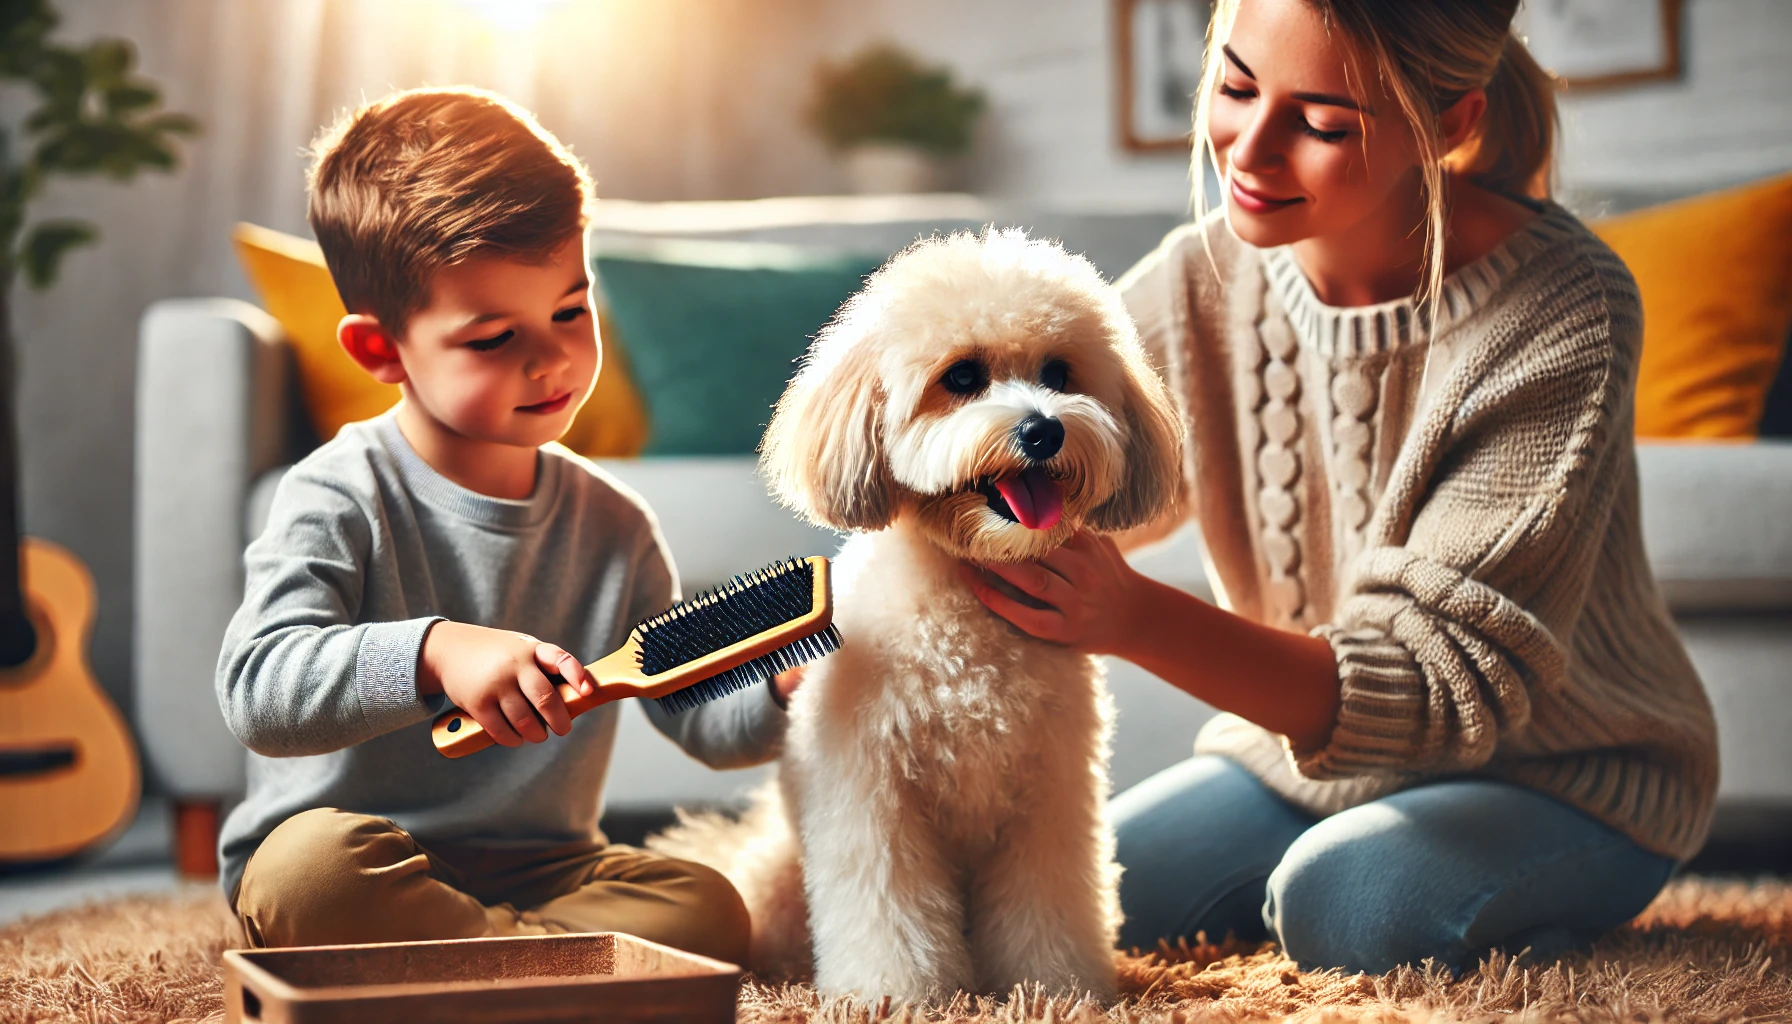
[
  {"x1": 417, "y1": 621, "x2": 595, "y2": 747},
  {"x1": 960, "y1": 529, "x2": 1147, "y2": 656}
]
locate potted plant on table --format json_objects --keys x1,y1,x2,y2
[{"x1": 807, "y1": 42, "x2": 986, "y2": 194}]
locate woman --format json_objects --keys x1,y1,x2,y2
[{"x1": 965, "y1": 0, "x2": 1717, "y2": 974}]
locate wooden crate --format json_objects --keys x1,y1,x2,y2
[{"x1": 222, "y1": 932, "x2": 741, "y2": 1023}]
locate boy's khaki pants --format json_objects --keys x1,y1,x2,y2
[{"x1": 232, "y1": 807, "x2": 749, "y2": 965}]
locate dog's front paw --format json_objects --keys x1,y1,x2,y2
[
  {"x1": 975, "y1": 930, "x2": 1118, "y2": 1003},
  {"x1": 815, "y1": 947, "x2": 974, "y2": 1006}
]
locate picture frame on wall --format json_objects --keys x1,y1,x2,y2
[
  {"x1": 1515, "y1": 0, "x2": 1684, "y2": 90},
  {"x1": 1116, "y1": 0, "x2": 1208, "y2": 153}
]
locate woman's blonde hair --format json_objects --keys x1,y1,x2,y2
[{"x1": 1191, "y1": 0, "x2": 1558, "y2": 316}]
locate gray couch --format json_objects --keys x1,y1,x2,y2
[{"x1": 133, "y1": 197, "x2": 1792, "y2": 871}]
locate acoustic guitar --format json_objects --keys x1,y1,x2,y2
[{"x1": 0, "y1": 538, "x2": 138, "y2": 861}]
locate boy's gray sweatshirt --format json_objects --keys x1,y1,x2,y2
[{"x1": 215, "y1": 411, "x2": 787, "y2": 898}]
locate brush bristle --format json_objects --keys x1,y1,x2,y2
[
  {"x1": 654, "y1": 624, "x2": 842, "y2": 714},
  {"x1": 635, "y1": 557, "x2": 836, "y2": 714}
]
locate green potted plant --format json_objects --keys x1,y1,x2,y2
[{"x1": 806, "y1": 42, "x2": 986, "y2": 194}]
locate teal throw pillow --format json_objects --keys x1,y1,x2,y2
[{"x1": 593, "y1": 239, "x2": 885, "y2": 455}]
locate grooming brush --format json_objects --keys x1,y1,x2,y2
[{"x1": 432, "y1": 556, "x2": 838, "y2": 759}]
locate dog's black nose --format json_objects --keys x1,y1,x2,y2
[{"x1": 1016, "y1": 415, "x2": 1064, "y2": 461}]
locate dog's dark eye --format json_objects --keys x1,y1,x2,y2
[
  {"x1": 1040, "y1": 359, "x2": 1070, "y2": 392},
  {"x1": 941, "y1": 359, "x2": 988, "y2": 395}
]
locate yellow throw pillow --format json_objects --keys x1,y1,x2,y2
[
  {"x1": 231, "y1": 223, "x2": 649, "y2": 456},
  {"x1": 1592, "y1": 173, "x2": 1792, "y2": 438},
  {"x1": 232, "y1": 223, "x2": 397, "y2": 439}
]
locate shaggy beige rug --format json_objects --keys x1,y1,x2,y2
[{"x1": 2, "y1": 877, "x2": 1787, "y2": 1023}]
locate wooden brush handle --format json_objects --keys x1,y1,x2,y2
[
  {"x1": 433, "y1": 556, "x2": 833, "y2": 759},
  {"x1": 431, "y1": 649, "x2": 637, "y2": 759}
]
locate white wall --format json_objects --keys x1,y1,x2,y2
[
  {"x1": 1554, "y1": 0, "x2": 1792, "y2": 191},
  {"x1": 812, "y1": 0, "x2": 1197, "y2": 209}
]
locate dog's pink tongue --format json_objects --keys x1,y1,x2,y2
[{"x1": 994, "y1": 467, "x2": 1064, "y2": 531}]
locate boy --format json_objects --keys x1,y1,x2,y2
[{"x1": 214, "y1": 88, "x2": 786, "y2": 963}]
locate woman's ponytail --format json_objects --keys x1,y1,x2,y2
[{"x1": 1457, "y1": 35, "x2": 1559, "y2": 199}]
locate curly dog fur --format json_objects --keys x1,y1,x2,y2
[{"x1": 652, "y1": 230, "x2": 1182, "y2": 1004}]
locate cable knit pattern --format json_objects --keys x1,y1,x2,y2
[
  {"x1": 1327, "y1": 363, "x2": 1377, "y2": 549},
  {"x1": 1117, "y1": 204, "x2": 1719, "y2": 861},
  {"x1": 1252, "y1": 304, "x2": 1306, "y2": 625}
]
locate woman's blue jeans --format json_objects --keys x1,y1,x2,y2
[{"x1": 1109, "y1": 755, "x2": 1677, "y2": 974}]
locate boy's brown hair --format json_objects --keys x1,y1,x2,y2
[{"x1": 307, "y1": 87, "x2": 593, "y2": 333}]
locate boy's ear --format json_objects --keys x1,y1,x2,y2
[{"x1": 337, "y1": 314, "x2": 406, "y2": 385}]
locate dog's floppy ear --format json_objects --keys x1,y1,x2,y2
[
  {"x1": 759, "y1": 336, "x2": 897, "y2": 531},
  {"x1": 1088, "y1": 343, "x2": 1185, "y2": 533}
]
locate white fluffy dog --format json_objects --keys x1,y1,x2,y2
[{"x1": 653, "y1": 230, "x2": 1182, "y2": 1004}]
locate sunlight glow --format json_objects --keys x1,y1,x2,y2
[{"x1": 454, "y1": 0, "x2": 571, "y2": 32}]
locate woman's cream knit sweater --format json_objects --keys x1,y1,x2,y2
[{"x1": 1118, "y1": 203, "x2": 1718, "y2": 861}]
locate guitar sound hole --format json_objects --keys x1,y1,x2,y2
[
  {"x1": 0, "y1": 745, "x2": 77, "y2": 777},
  {"x1": 0, "y1": 596, "x2": 54, "y2": 684},
  {"x1": 0, "y1": 615, "x2": 36, "y2": 670}
]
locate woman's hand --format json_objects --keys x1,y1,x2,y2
[
  {"x1": 964, "y1": 529, "x2": 1342, "y2": 751},
  {"x1": 960, "y1": 530, "x2": 1147, "y2": 656}
]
